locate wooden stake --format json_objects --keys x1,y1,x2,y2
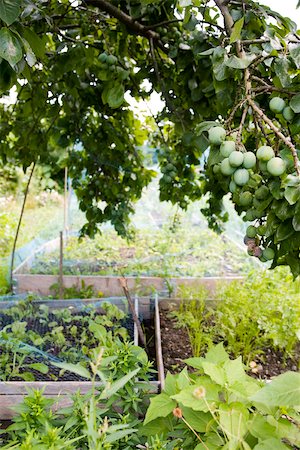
[
  {"x1": 59, "y1": 231, "x2": 64, "y2": 299},
  {"x1": 119, "y1": 277, "x2": 146, "y2": 348}
]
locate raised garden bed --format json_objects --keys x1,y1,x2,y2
[
  {"x1": 158, "y1": 297, "x2": 300, "y2": 379},
  {"x1": 0, "y1": 296, "x2": 163, "y2": 420}
]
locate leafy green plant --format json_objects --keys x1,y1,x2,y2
[
  {"x1": 174, "y1": 268, "x2": 300, "y2": 365},
  {"x1": 142, "y1": 344, "x2": 300, "y2": 449},
  {"x1": 0, "y1": 349, "x2": 143, "y2": 449},
  {"x1": 49, "y1": 280, "x2": 98, "y2": 299}
]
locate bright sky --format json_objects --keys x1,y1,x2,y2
[{"x1": 259, "y1": 0, "x2": 300, "y2": 26}]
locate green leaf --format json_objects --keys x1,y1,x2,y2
[
  {"x1": 104, "y1": 82, "x2": 125, "y2": 109},
  {"x1": 293, "y1": 201, "x2": 300, "y2": 231},
  {"x1": 0, "y1": 28, "x2": 22, "y2": 66},
  {"x1": 205, "y1": 342, "x2": 230, "y2": 364},
  {"x1": 275, "y1": 221, "x2": 294, "y2": 242},
  {"x1": 106, "y1": 428, "x2": 137, "y2": 443},
  {"x1": 196, "y1": 121, "x2": 220, "y2": 135},
  {"x1": 290, "y1": 45, "x2": 300, "y2": 69},
  {"x1": 225, "y1": 54, "x2": 256, "y2": 69},
  {"x1": 22, "y1": 28, "x2": 45, "y2": 59},
  {"x1": 284, "y1": 185, "x2": 300, "y2": 205},
  {"x1": 27, "y1": 363, "x2": 49, "y2": 374},
  {"x1": 274, "y1": 58, "x2": 291, "y2": 87},
  {"x1": 181, "y1": 406, "x2": 212, "y2": 432},
  {"x1": 290, "y1": 93, "x2": 300, "y2": 113},
  {"x1": 201, "y1": 361, "x2": 225, "y2": 386},
  {"x1": 144, "y1": 392, "x2": 177, "y2": 424},
  {"x1": 100, "y1": 368, "x2": 140, "y2": 398},
  {"x1": 219, "y1": 403, "x2": 249, "y2": 440},
  {"x1": 251, "y1": 371, "x2": 300, "y2": 407},
  {"x1": 230, "y1": 17, "x2": 244, "y2": 44},
  {"x1": 171, "y1": 379, "x2": 220, "y2": 412},
  {"x1": 253, "y1": 438, "x2": 290, "y2": 449},
  {"x1": 0, "y1": 0, "x2": 21, "y2": 25},
  {"x1": 51, "y1": 361, "x2": 91, "y2": 379}
]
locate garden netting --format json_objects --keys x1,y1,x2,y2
[{"x1": 1, "y1": 175, "x2": 261, "y2": 299}]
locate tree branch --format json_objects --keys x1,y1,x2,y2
[
  {"x1": 83, "y1": 0, "x2": 165, "y2": 50},
  {"x1": 248, "y1": 97, "x2": 300, "y2": 176}
]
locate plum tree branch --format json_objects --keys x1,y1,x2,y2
[
  {"x1": 247, "y1": 97, "x2": 300, "y2": 176},
  {"x1": 83, "y1": 0, "x2": 165, "y2": 51}
]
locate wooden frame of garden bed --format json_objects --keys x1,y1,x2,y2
[
  {"x1": 0, "y1": 296, "x2": 163, "y2": 420},
  {"x1": 13, "y1": 273, "x2": 243, "y2": 297}
]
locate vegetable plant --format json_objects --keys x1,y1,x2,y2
[{"x1": 142, "y1": 344, "x2": 300, "y2": 449}]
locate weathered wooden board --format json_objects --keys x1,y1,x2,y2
[{"x1": 13, "y1": 274, "x2": 243, "y2": 297}]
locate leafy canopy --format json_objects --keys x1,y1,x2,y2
[{"x1": 0, "y1": 0, "x2": 300, "y2": 276}]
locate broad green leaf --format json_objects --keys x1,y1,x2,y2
[
  {"x1": 176, "y1": 367, "x2": 190, "y2": 390},
  {"x1": 205, "y1": 343, "x2": 230, "y2": 364},
  {"x1": 249, "y1": 415, "x2": 278, "y2": 440},
  {"x1": 201, "y1": 361, "x2": 225, "y2": 386},
  {"x1": 171, "y1": 379, "x2": 220, "y2": 412},
  {"x1": 0, "y1": 0, "x2": 21, "y2": 25},
  {"x1": 290, "y1": 45, "x2": 300, "y2": 69},
  {"x1": 144, "y1": 392, "x2": 177, "y2": 424},
  {"x1": 290, "y1": 93, "x2": 300, "y2": 113},
  {"x1": 0, "y1": 28, "x2": 22, "y2": 66},
  {"x1": 284, "y1": 185, "x2": 300, "y2": 205},
  {"x1": 219, "y1": 403, "x2": 249, "y2": 440},
  {"x1": 105, "y1": 82, "x2": 125, "y2": 109},
  {"x1": 230, "y1": 17, "x2": 244, "y2": 44},
  {"x1": 251, "y1": 371, "x2": 300, "y2": 407},
  {"x1": 100, "y1": 368, "x2": 140, "y2": 398},
  {"x1": 21, "y1": 38, "x2": 36, "y2": 67},
  {"x1": 140, "y1": 416, "x2": 172, "y2": 436},
  {"x1": 275, "y1": 221, "x2": 294, "y2": 242},
  {"x1": 225, "y1": 54, "x2": 256, "y2": 69},
  {"x1": 22, "y1": 28, "x2": 45, "y2": 59},
  {"x1": 51, "y1": 361, "x2": 91, "y2": 379},
  {"x1": 181, "y1": 406, "x2": 212, "y2": 432},
  {"x1": 224, "y1": 357, "x2": 245, "y2": 385},
  {"x1": 274, "y1": 58, "x2": 291, "y2": 87},
  {"x1": 253, "y1": 438, "x2": 290, "y2": 449},
  {"x1": 164, "y1": 372, "x2": 178, "y2": 396}
]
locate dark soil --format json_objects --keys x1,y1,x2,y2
[{"x1": 159, "y1": 303, "x2": 300, "y2": 379}]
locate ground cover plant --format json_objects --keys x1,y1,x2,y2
[
  {"x1": 29, "y1": 224, "x2": 255, "y2": 278},
  {"x1": 167, "y1": 268, "x2": 300, "y2": 377},
  {"x1": 1, "y1": 344, "x2": 300, "y2": 449},
  {"x1": 142, "y1": 344, "x2": 300, "y2": 449},
  {"x1": 0, "y1": 299, "x2": 153, "y2": 385}
]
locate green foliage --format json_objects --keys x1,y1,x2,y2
[
  {"x1": 142, "y1": 344, "x2": 300, "y2": 449},
  {"x1": 0, "y1": 300, "x2": 153, "y2": 388},
  {"x1": 174, "y1": 269, "x2": 300, "y2": 363},
  {"x1": 0, "y1": 0, "x2": 299, "y2": 275}
]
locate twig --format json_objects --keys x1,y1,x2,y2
[
  {"x1": 119, "y1": 277, "x2": 146, "y2": 347},
  {"x1": 10, "y1": 162, "x2": 36, "y2": 292},
  {"x1": 236, "y1": 105, "x2": 248, "y2": 149}
]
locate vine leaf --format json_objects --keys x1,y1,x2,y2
[
  {"x1": 0, "y1": 0, "x2": 21, "y2": 25},
  {"x1": 0, "y1": 28, "x2": 22, "y2": 66}
]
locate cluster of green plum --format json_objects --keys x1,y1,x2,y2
[
  {"x1": 269, "y1": 96, "x2": 295, "y2": 122},
  {"x1": 207, "y1": 125, "x2": 288, "y2": 263}
]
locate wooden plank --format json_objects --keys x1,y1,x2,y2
[
  {"x1": 0, "y1": 381, "x2": 101, "y2": 395},
  {"x1": 0, "y1": 396, "x2": 74, "y2": 420}
]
